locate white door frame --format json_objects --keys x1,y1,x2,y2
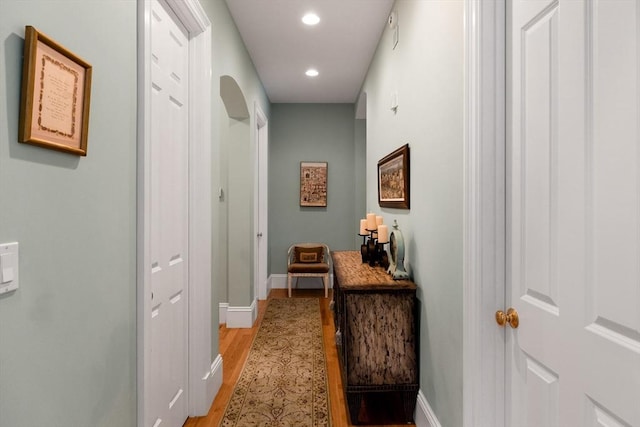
[
  {"x1": 463, "y1": 1, "x2": 506, "y2": 426},
  {"x1": 254, "y1": 102, "x2": 269, "y2": 301},
  {"x1": 137, "y1": 1, "x2": 213, "y2": 425}
]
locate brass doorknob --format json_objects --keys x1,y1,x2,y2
[{"x1": 495, "y1": 308, "x2": 519, "y2": 329}]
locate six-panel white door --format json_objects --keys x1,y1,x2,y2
[
  {"x1": 149, "y1": 1, "x2": 189, "y2": 426},
  {"x1": 507, "y1": 0, "x2": 640, "y2": 425}
]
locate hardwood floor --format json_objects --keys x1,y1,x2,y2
[{"x1": 184, "y1": 289, "x2": 416, "y2": 427}]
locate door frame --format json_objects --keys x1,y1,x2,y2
[
  {"x1": 137, "y1": 1, "x2": 213, "y2": 425},
  {"x1": 253, "y1": 102, "x2": 269, "y2": 301},
  {"x1": 463, "y1": 0, "x2": 506, "y2": 426}
]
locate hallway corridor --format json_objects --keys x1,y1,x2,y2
[{"x1": 185, "y1": 289, "x2": 416, "y2": 427}]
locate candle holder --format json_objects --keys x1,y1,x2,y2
[{"x1": 359, "y1": 229, "x2": 389, "y2": 268}]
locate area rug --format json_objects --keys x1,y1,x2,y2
[{"x1": 220, "y1": 298, "x2": 331, "y2": 427}]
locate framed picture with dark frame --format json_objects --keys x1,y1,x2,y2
[
  {"x1": 19, "y1": 26, "x2": 92, "y2": 156},
  {"x1": 300, "y1": 161, "x2": 328, "y2": 207},
  {"x1": 378, "y1": 144, "x2": 410, "y2": 209}
]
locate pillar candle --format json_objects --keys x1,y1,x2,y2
[
  {"x1": 377, "y1": 224, "x2": 389, "y2": 243},
  {"x1": 366, "y1": 213, "x2": 377, "y2": 231},
  {"x1": 359, "y1": 219, "x2": 367, "y2": 235}
]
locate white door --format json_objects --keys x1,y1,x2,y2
[
  {"x1": 254, "y1": 105, "x2": 268, "y2": 300},
  {"x1": 507, "y1": 0, "x2": 640, "y2": 425},
  {"x1": 149, "y1": 1, "x2": 189, "y2": 426}
]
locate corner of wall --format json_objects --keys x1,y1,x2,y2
[
  {"x1": 415, "y1": 390, "x2": 442, "y2": 427},
  {"x1": 225, "y1": 299, "x2": 257, "y2": 328}
]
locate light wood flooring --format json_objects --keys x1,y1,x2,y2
[{"x1": 184, "y1": 288, "x2": 416, "y2": 427}]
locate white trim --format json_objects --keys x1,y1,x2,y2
[
  {"x1": 254, "y1": 102, "x2": 269, "y2": 301},
  {"x1": 208, "y1": 354, "x2": 223, "y2": 404},
  {"x1": 270, "y1": 274, "x2": 287, "y2": 289},
  {"x1": 226, "y1": 299, "x2": 258, "y2": 328},
  {"x1": 415, "y1": 390, "x2": 442, "y2": 427},
  {"x1": 219, "y1": 302, "x2": 229, "y2": 325},
  {"x1": 463, "y1": 1, "x2": 505, "y2": 427},
  {"x1": 138, "y1": 0, "x2": 213, "y2": 424},
  {"x1": 184, "y1": 2, "x2": 213, "y2": 416},
  {"x1": 136, "y1": 3, "x2": 152, "y2": 425},
  {"x1": 166, "y1": 0, "x2": 209, "y2": 35},
  {"x1": 270, "y1": 273, "x2": 334, "y2": 290},
  {"x1": 266, "y1": 274, "x2": 274, "y2": 298}
]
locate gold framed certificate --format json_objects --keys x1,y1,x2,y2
[{"x1": 19, "y1": 26, "x2": 92, "y2": 156}]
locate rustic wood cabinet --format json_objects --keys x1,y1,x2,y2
[{"x1": 331, "y1": 251, "x2": 418, "y2": 425}]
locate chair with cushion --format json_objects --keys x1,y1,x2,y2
[{"x1": 287, "y1": 243, "x2": 331, "y2": 298}]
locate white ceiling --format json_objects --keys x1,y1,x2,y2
[{"x1": 224, "y1": 0, "x2": 395, "y2": 104}]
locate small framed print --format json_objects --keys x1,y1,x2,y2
[
  {"x1": 19, "y1": 26, "x2": 92, "y2": 156},
  {"x1": 378, "y1": 144, "x2": 410, "y2": 209},
  {"x1": 300, "y1": 161, "x2": 327, "y2": 207}
]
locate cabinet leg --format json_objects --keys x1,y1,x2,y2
[
  {"x1": 401, "y1": 391, "x2": 417, "y2": 423},
  {"x1": 346, "y1": 392, "x2": 363, "y2": 425}
]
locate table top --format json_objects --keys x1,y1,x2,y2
[{"x1": 332, "y1": 251, "x2": 416, "y2": 290}]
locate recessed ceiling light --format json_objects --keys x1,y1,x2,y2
[
  {"x1": 302, "y1": 13, "x2": 320, "y2": 26},
  {"x1": 305, "y1": 69, "x2": 319, "y2": 77}
]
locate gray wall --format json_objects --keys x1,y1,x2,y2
[
  {"x1": 361, "y1": 1, "x2": 464, "y2": 426},
  {"x1": 201, "y1": 0, "x2": 270, "y2": 312},
  {"x1": 0, "y1": 2, "x2": 137, "y2": 426},
  {"x1": 224, "y1": 117, "x2": 251, "y2": 306},
  {"x1": 353, "y1": 119, "x2": 367, "y2": 249},
  {"x1": 269, "y1": 104, "x2": 362, "y2": 274}
]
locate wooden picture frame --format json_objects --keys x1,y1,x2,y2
[
  {"x1": 378, "y1": 144, "x2": 410, "y2": 209},
  {"x1": 300, "y1": 161, "x2": 328, "y2": 207},
  {"x1": 19, "y1": 26, "x2": 92, "y2": 156}
]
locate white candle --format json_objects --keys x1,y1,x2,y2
[
  {"x1": 377, "y1": 224, "x2": 389, "y2": 243},
  {"x1": 359, "y1": 219, "x2": 367, "y2": 235},
  {"x1": 366, "y1": 213, "x2": 377, "y2": 231},
  {"x1": 376, "y1": 216, "x2": 384, "y2": 227}
]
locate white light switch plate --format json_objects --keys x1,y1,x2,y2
[{"x1": 0, "y1": 242, "x2": 19, "y2": 294}]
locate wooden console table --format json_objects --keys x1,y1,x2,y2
[{"x1": 331, "y1": 251, "x2": 418, "y2": 425}]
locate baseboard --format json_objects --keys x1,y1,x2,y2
[
  {"x1": 226, "y1": 299, "x2": 257, "y2": 328},
  {"x1": 219, "y1": 302, "x2": 229, "y2": 324},
  {"x1": 270, "y1": 274, "x2": 287, "y2": 289},
  {"x1": 190, "y1": 354, "x2": 222, "y2": 416},
  {"x1": 269, "y1": 273, "x2": 334, "y2": 290},
  {"x1": 266, "y1": 274, "x2": 274, "y2": 297},
  {"x1": 415, "y1": 390, "x2": 442, "y2": 427},
  {"x1": 209, "y1": 354, "x2": 223, "y2": 404}
]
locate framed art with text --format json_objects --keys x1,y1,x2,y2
[
  {"x1": 300, "y1": 161, "x2": 328, "y2": 207},
  {"x1": 378, "y1": 144, "x2": 410, "y2": 209},
  {"x1": 19, "y1": 26, "x2": 92, "y2": 156}
]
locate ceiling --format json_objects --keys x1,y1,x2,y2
[{"x1": 224, "y1": 0, "x2": 395, "y2": 104}]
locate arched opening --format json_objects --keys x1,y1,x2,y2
[
  {"x1": 218, "y1": 75, "x2": 255, "y2": 327},
  {"x1": 220, "y1": 75, "x2": 249, "y2": 119}
]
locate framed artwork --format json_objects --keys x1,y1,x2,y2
[
  {"x1": 378, "y1": 144, "x2": 410, "y2": 209},
  {"x1": 19, "y1": 26, "x2": 92, "y2": 156},
  {"x1": 300, "y1": 161, "x2": 327, "y2": 207}
]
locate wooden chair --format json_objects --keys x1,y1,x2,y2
[{"x1": 287, "y1": 243, "x2": 331, "y2": 298}]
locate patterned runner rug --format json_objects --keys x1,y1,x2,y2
[{"x1": 220, "y1": 298, "x2": 331, "y2": 427}]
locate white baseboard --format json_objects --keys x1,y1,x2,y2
[
  {"x1": 225, "y1": 299, "x2": 257, "y2": 328},
  {"x1": 415, "y1": 390, "x2": 442, "y2": 427},
  {"x1": 209, "y1": 354, "x2": 223, "y2": 403},
  {"x1": 191, "y1": 354, "x2": 222, "y2": 417},
  {"x1": 270, "y1": 273, "x2": 334, "y2": 290},
  {"x1": 270, "y1": 274, "x2": 287, "y2": 289},
  {"x1": 265, "y1": 275, "x2": 274, "y2": 298},
  {"x1": 219, "y1": 302, "x2": 229, "y2": 324}
]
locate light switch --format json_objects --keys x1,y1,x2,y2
[
  {"x1": 0, "y1": 242, "x2": 19, "y2": 294},
  {"x1": 1, "y1": 253, "x2": 14, "y2": 283}
]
